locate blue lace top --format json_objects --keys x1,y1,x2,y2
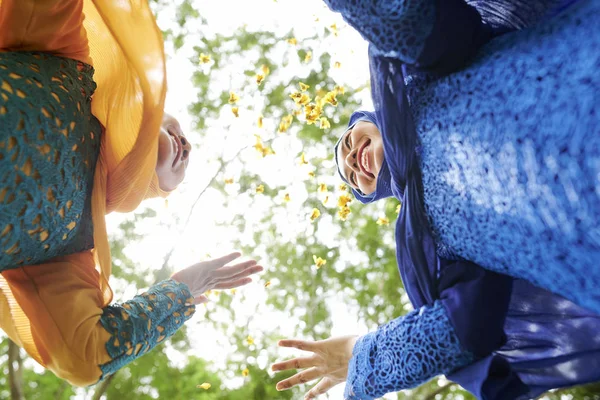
[{"x1": 345, "y1": 301, "x2": 474, "y2": 400}]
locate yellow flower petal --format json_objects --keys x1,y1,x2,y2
[
  {"x1": 308, "y1": 171, "x2": 316, "y2": 178},
  {"x1": 333, "y1": 61, "x2": 341, "y2": 69},
  {"x1": 230, "y1": 288, "x2": 237, "y2": 295},
  {"x1": 337, "y1": 194, "x2": 352, "y2": 207},
  {"x1": 231, "y1": 107, "x2": 239, "y2": 117},
  {"x1": 322, "y1": 196, "x2": 329, "y2": 205},
  {"x1": 323, "y1": 91, "x2": 338, "y2": 106},
  {"x1": 338, "y1": 183, "x2": 348, "y2": 192},
  {"x1": 318, "y1": 183, "x2": 327, "y2": 193},
  {"x1": 304, "y1": 51, "x2": 312, "y2": 62},
  {"x1": 278, "y1": 114, "x2": 294, "y2": 133},
  {"x1": 376, "y1": 216, "x2": 390, "y2": 226},
  {"x1": 256, "y1": 74, "x2": 265, "y2": 85},
  {"x1": 261, "y1": 64, "x2": 270, "y2": 75},
  {"x1": 242, "y1": 368, "x2": 250, "y2": 377},
  {"x1": 287, "y1": 37, "x2": 298, "y2": 45},
  {"x1": 396, "y1": 204, "x2": 401, "y2": 214},
  {"x1": 319, "y1": 117, "x2": 331, "y2": 129},
  {"x1": 299, "y1": 82, "x2": 310, "y2": 92},
  {"x1": 334, "y1": 85, "x2": 345, "y2": 95},
  {"x1": 264, "y1": 281, "x2": 271, "y2": 288},
  {"x1": 310, "y1": 208, "x2": 321, "y2": 221},
  {"x1": 329, "y1": 23, "x2": 338, "y2": 36},
  {"x1": 228, "y1": 91, "x2": 240, "y2": 104},
  {"x1": 224, "y1": 178, "x2": 234, "y2": 185},
  {"x1": 197, "y1": 383, "x2": 211, "y2": 390},
  {"x1": 256, "y1": 184, "x2": 265, "y2": 194},
  {"x1": 246, "y1": 336, "x2": 254, "y2": 345},
  {"x1": 199, "y1": 53, "x2": 211, "y2": 64},
  {"x1": 283, "y1": 193, "x2": 291, "y2": 202},
  {"x1": 299, "y1": 152, "x2": 309, "y2": 165},
  {"x1": 313, "y1": 255, "x2": 327, "y2": 268},
  {"x1": 257, "y1": 114, "x2": 264, "y2": 128},
  {"x1": 338, "y1": 205, "x2": 351, "y2": 221}
]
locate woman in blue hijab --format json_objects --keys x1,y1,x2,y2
[{"x1": 272, "y1": 0, "x2": 600, "y2": 399}]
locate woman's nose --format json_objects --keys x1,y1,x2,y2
[
  {"x1": 345, "y1": 148, "x2": 359, "y2": 172},
  {"x1": 180, "y1": 135, "x2": 192, "y2": 160}
]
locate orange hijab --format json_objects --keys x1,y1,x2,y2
[{"x1": 0, "y1": 0, "x2": 170, "y2": 368}]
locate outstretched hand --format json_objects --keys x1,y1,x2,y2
[
  {"x1": 171, "y1": 252, "x2": 263, "y2": 304},
  {"x1": 272, "y1": 335, "x2": 358, "y2": 399}
]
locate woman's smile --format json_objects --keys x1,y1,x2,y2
[
  {"x1": 358, "y1": 139, "x2": 375, "y2": 178},
  {"x1": 169, "y1": 129, "x2": 183, "y2": 168}
]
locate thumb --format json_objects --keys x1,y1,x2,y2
[{"x1": 192, "y1": 295, "x2": 209, "y2": 305}]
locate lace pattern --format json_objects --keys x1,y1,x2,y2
[
  {"x1": 0, "y1": 52, "x2": 101, "y2": 270},
  {"x1": 345, "y1": 301, "x2": 473, "y2": 399},
  {"x1": 99, "y1": 279, "x2": 196, "y2": 379},
  {"x1": 323, "y1": 0, "x2": 436, "y2": 63},
  {"x1": 413, "y1": 1, "x2": 600, "y2": 313}
]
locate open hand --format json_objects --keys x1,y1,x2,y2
[
  {"x1": 171, "y1": 252, "x2": 263, "y2": 304},
  {"x1": 272, "y1": 335, "x2": 358, "y2": 399}
]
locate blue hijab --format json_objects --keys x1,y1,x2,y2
[{"x1": 334, "y1": 47, "x2": 600, "y2": 398}]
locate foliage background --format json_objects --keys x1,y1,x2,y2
[{"x1": 1, "y1": 0, "x2": 599, "y2": 399}]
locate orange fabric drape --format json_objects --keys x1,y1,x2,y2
[{"x1": 0, "y1": 0, "x2": 169, "y2": 385}]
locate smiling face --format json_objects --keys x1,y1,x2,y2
[
  {"x1": 336, "y1": 120, "x2": 385, "y2": 195},
  {"x1": 156, "y1": 113, "x2": 192, "y2": 191}
]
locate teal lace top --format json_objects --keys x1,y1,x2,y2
[
  {"x1": 0, "y1": 52, "x2": 100, "y2": 269},
  {"x1": 0, "y1": 52, "x2": 195, "y2": 382}
]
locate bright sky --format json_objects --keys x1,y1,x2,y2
[{"x1": 103, "y1": 1, "x2": 380, "y2": 399}]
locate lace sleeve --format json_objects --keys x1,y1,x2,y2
[
  {"x1": 344, "y1": 301, "x2": 474, "y2": 399},
  {"x1": 323, "y1": 0, "x2": 492, "y2": 71},
  {"x1": 98, "y1": 279, "x2": 195, "y2": 379},
  {"x1": 323, "y1": 0, "x2": 436, "y2": 63}
]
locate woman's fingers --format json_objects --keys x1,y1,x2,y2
[
  {"x1": 215, "y1": 265, "x2": 263, "y2": 284},
  {"x1": 192, "y1": 295, "x2": 209, "y2": 305},
  {"x1": 206, "y1": 252, "x2": 242, "y2": 269},
  {"x1": 278, "y1": 339, "x2": 319, "y2": 353},
  {"x1": 305, "y1": 378, "x2": 337, "y2": 400},
  {"x1": 271, "y1": 356, "x2": 316, "y2": 372},
  {"x1": 276, "y1": 367, "x2": 322, "y2": 391},
  {"x1": 214, "y1": 260, "x2": 259, "y2": 279},
  {"x1": 213, "y1": 277, "x2": 253, "y2": 290}
]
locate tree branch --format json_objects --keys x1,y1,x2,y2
[
  {"x1": 157, "y1": 145, "x2": 248, "y2": 278},
  {"x1": 91, "y1": 374, "x2": 116, "y2": 400},
  {"x1": 8, "y1": 340, "x2": 24, "y2": 400}
]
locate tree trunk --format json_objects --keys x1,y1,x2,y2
[
  {"x1": 91, "y1": 373, "x2": 116, "y2": 400},
  {"x1": 8, "y1": 340, "x2": 24, "y2": 400}
]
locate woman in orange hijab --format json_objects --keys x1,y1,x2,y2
[{"x1": 0, "y1": 0, "x2": 263, "y2": 386}]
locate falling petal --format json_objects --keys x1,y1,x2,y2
[
  {"x1": 228, "y1": 91, "x2": 240, "y2": 104},
  {"x1": 199, "y1": 53, "x2": 211, "y2": 64},
  {"x1": 376, "y1": 216, "x2": 390, "y2": 226},
  {"x1": 310, "y1": 208, "x2": 321, "y2": 221},
  {"x1": 337, "y1": 194, "x2": 352, "y2": 207}
]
